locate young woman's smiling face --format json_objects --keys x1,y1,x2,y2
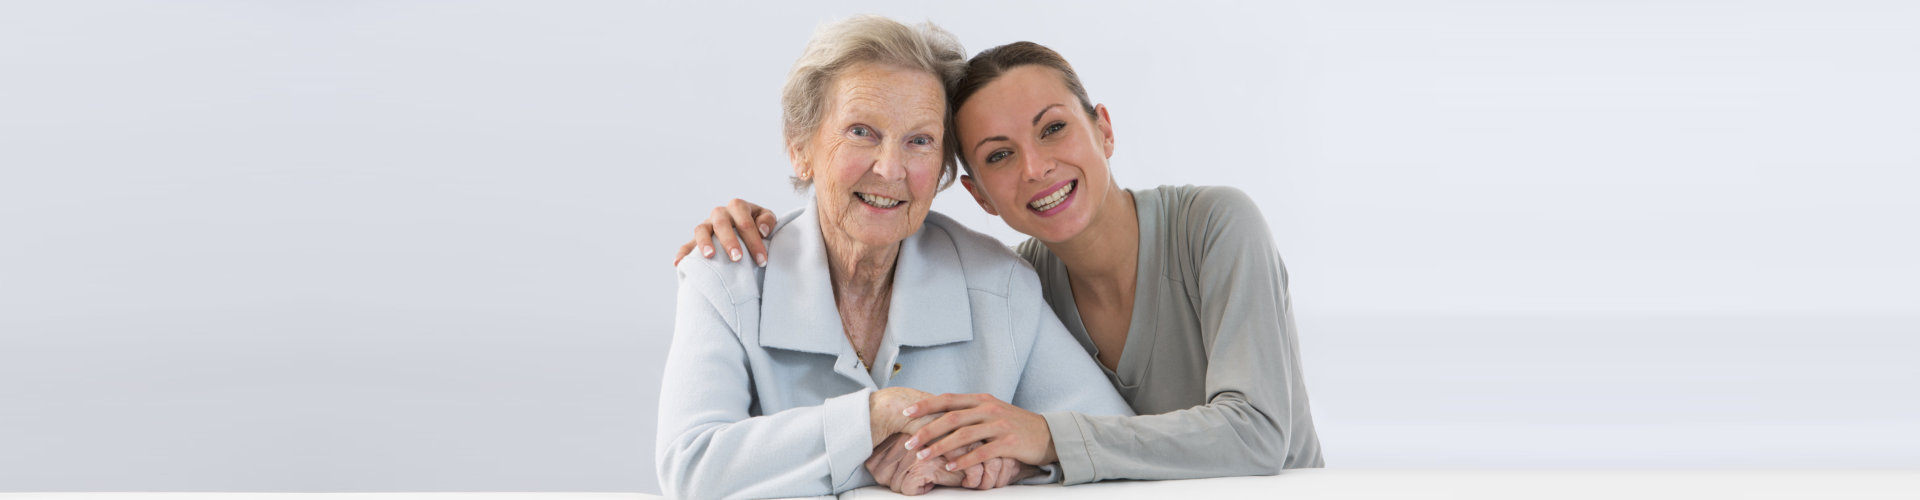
[{"x1": 955, "y1": 65, "x2": 1116, "y2": 244}]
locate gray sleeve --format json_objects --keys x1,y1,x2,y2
[{"x1": 1045, "y1": 186, "x2": 1310, "y2": 483}]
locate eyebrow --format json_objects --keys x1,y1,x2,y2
[
  {"x1": 972, "y1": 104, "x2": 1067, "y2": 153},
  {"x1": 1032, "y1": 104, "x2": 1062, "y2": 126}
]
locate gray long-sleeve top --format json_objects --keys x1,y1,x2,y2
[{"x1": 1023, "y1": 185, "x2": 1325, "y2": 484}]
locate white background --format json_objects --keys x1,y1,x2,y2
[{"x1": 2, "y1": 0, "x2": 1916, "y2": 494}]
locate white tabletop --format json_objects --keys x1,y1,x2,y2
[
  {"x1": 840, "y1": 469, "x2": 1920, "y2": 500},
  {"x1": 4, "y1": 470, "x2": 1916, "y2": 500}
]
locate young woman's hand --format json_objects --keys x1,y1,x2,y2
[
  {"x1": 901, "y1": 393, "x2": 1058, "y2": 473},
  {"x1": 672, "y1": 198, "x2": 778, "y2": 267}
]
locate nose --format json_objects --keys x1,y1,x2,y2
[
  {"x1": 873, "y1": 143, "x2": 908, "y2": 181},
  {"x1": 1021, "y1": 149, "x2": 1054, "y2": 182}
]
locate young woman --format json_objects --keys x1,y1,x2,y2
[{"x1": 674, "y1": 41, "x2": 1323, "y2": 485}]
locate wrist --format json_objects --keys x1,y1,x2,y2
[
  {"x1": 868, "y1": 390, "x2": 894, "y2": 444},
  {"x1": 1037, "y1": 416, "x2": 1058, "y2": 464}
]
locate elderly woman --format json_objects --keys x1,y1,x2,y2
[{"x1": 654, "y1": 16, "x2": 1133, "y2": 500}]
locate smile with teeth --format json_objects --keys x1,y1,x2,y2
[
  {"x1": 857, "y1": 192, "x2": 904, "y2": 209},
  {"x1": 1028, "y1": 181, "x2": 1075, "y2": 212}
]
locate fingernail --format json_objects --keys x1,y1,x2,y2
[
  {"x1": 902, "y1": 406, "x2": 917, "y2": 417},
  {"x1": 903, "y1": 437, "x2": 917, "y2": 450},
  {"x1": 701, "y1": 246, "x2": 713, "y2": 258},
  {"x1": 944, "y1": 463, "x2": 956, "y2": 471},
  {"x1": 729, "y1": 248, "x2": 741, "y2": 261},
  {"x1": 917, "y1": 450, "x2": 929, "y2": 460},
  {"x1": 755, "y1": 253, "x2": 766, "y2": 267},
  {"x1": 759, "y1": 224, "x2": 771, "y2": 238}
]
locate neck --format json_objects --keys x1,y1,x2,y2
[
  {"x1": 818, "y1": 217, "x2": 900, "y2": 310},
  {"x1": 1044, "y1": 183, "x2": 1139, "y2": 301}
]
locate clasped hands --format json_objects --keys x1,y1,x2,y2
[{"x1": 868, "y1": 387, "x2": 1060, "y2": 495}]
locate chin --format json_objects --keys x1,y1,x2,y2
[
  {"x1": 1014, "y1": 215, "x2": 1088, "y2": 244},
  {"x1": 846, "y1": 225, "x2": 913, "y2": 247}
]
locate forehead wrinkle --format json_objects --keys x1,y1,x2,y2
[
  {"x1": 833, "y1": 68, "x2": 946, "y2": 129},
  {"x1": 833, "y1": 93, "x2": 946, "y2": 135}
]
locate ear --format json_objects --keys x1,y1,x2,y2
[
  {"x1": 1093, "y1": 104, "x2": 1115, "y2": 158},
  {"x1": 787, "y1": 140, "x2": 809, "y2": 178},
  {"x1": 960, "y1": 174, "x2": 999, "y2": 216}
]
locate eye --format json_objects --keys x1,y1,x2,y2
[
  {"x1": 985, "y1": 150, "x2": 1011, "y2": 164},
  {"x1": 909, "y1": 136, "x2": 933, "y2": 146},
  {"x1": 850, "y1": 125, "x2": 873, "y2": 138},
  {"x1": 1040, "y1": 121, "x2": 1067, "y2": 139}
]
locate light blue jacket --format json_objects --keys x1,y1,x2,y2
[{"x1": 656, "y1": 203, "x2": 1135, "y2": 500}]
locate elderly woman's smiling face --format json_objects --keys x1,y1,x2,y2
[{"x1": 793, "y1": 62, "x2": 947, "y2": 249}]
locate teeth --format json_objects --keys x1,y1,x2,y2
[
  {"x1": 858, "y1": 192, "x2": 902, "y2": 208},
  {"x1": 1028, "y1": 181, "x2": 1075, "y2": 211}
]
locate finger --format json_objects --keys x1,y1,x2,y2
[
  {"x1": 899, "y1": 413, "x2": 942, "y2": 438},
  {"x1": 907, "y1": 409, "x2": 990, "y2": 456},
  {"x1": 726, "y1": 199, "x2": 769, "y2": 267},
  {"x1": 909, "y1": 474, "x2": 934, "y2": 496},
  {"x1": 962, "y1": 462, "x2": 984, "y2": 489},
  {"x1": 902, "y1": 393, "x2": 986, "y2": 421},
  {"x1": 674, "y1": 242, "x2": 695, "y2": 267},
  {"x1": 965, "y1": 461, "x2": 989, "y2": 490},
  {"x1": 867, "y1": 435, "x2": 905, "y2": 485},
  {"x1": 992, "y1": 459, "x2": 1021, "y2": 488},
  {"x1": 890, "y1": 454, "x2": 919, "y2": 494},
  {"x1": 922, "y1": 423, "x2": 996, "y2": 469},
  {"x1": 979, "y1": 459, "x2": 1005, "y2": 489},
  {"x1": 753, "y1": 206, "x2": 778, "y2": 237},
  {"x1": 708, "y1": 207, "x2": 745, "y2": 262},
  {"x1": 692, "y1": 222, "x2": 716, "y2": 260},
  {"x1": 947, "y1": 440, "x2": 1011, "y2": 474}
]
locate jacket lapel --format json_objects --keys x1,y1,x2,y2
[{"x1": 757, "y1": 203, "x2": 975, "y2": 389}]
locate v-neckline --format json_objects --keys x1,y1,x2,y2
[{"x1": 1054, "y1": 188, "x2": 1158, "y2": 390}]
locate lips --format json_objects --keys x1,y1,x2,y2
[{"x1": 1027, "y1": 180, "x2": 1075, "y2": 212}]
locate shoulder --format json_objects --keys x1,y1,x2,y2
[
  {"x1": 673, "y1": 238, "x2": 764, "y2": 311},
  {"x1": 921, "y1": 211, "x2": 1043, "y2": 300},
  {"x1": 1013, "y1": 236, "x2": 1053, "y2": 272},
  {"x1": 1148, "y1": 184, "x2": 1275, "y2": 245},
  {"x1": 1144, "y1": 185, "x2": 1288, "y2": 285},
  {"x1": 674, "y1": 206, "x2": 811, "y2": 306},
  {"x1": 1149, "y1": 184, "x2": 1269, "y2": 231}
]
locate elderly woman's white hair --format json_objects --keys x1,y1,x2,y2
[{"x1": 781, "y1": 15, "x2": 967, "y2": 190}]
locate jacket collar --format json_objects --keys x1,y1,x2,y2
[{"x1": 758, "y1": 202, "x2": 974, "y2": 359}]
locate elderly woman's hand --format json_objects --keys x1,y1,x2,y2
[
  {"x1": 869, "y1": 434, "x2": 1033, "y2": 494},
  {"x1": 672, "y1": 198, "x2": 778, "y2": 267},
  {"x1": 869, "y1": 386, "x2": 934, "y2": 445},
  {"x1": 869, "y1": 433, "x2": 957, "y2": 495}
]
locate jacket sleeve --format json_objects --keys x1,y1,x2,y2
[
  {"x1": 655, "y1": 259, "x2": 876, "y2": 500},
  {"x1": 1041, "y1": 186, "x2": 1318, "y2": 484}
]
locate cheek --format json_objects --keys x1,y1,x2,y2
[
  {"x1": 909, "y1": 156, "x2": 944, "y2": 197},
  {"x1": 975, "y1": 174, "x2": 1019, "y2": 207},
  {"x1": 821, "y1": 148, "x2": 871, "y2": 188}
]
